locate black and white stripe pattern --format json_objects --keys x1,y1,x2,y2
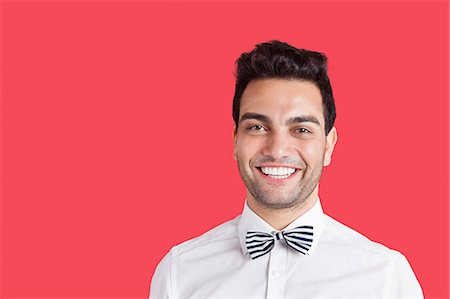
[{"x1": 246, "y1": 226, "x2": 314, "y2": 260}]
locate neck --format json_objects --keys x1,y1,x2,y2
[{"x1": 247, "y1": 189, "x2": 318, "y2": 230}]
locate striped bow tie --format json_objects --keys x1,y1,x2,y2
[{"x1": 246, "y1": 225, "x2": 314, "y2": 260}]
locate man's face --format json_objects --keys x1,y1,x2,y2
[{"x1": 233, "y1": 78, "x2": 337, "y2": 210}]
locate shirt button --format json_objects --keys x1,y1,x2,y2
[{"x1": 271, "y1": 270, "x2": 281, "y2": 277}]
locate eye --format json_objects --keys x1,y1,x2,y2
[
  {"x1": 296, "y1": 127, "x2": 312, "y2": 134},
  {"x1": 248, "y1": 125, "x2": 267, "y2": 132}
]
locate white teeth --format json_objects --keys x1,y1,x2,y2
[
  {"x1": 260, "y1": 167, "x2": 296, "y2": 177},
  {"x1": 269, "y1": 174, "x2": 289, "y2": 179}
]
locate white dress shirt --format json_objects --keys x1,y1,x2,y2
[{"x1": 150, "y1": 198, "x2": 423, "y2": 298}]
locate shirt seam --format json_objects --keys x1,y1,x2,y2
[
  {"x1": 382, "y1": 251, "x2": 401, "y2": 297},
  {"x1": 171, "y1": 229, "x2": 238, "y2": 258},
  {"x1": 169, "y1": 249, "x2": 175, "y2": 298}
]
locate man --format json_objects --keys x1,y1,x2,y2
[{"x1": 150, "y1": 40, "x2": 423, "y2": 298}]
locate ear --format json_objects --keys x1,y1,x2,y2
[
  {"x1": 324, "y1": 127, "x2": 338, "y2": 167},
  {"x1": 233, "y1": 126, "x2": 237, "y2": 161}
]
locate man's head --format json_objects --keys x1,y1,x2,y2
[
  {"x1": 232, "y1": 41, "x2": 338, "y2": 211},
  {"x1": 233, "y1": 40, "x2": 336, "y2": 136}
]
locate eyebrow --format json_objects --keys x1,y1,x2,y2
[
  {"x1": 239, "y1": 112, "x2": 321, "y2": 127},
  {"x1": 286, "y1": 116, "x2": 321, "y2": 126},
  {"x1": 239, "y1": 112, "x2": 271, "y2": 124}
]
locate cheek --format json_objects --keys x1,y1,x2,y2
[
  {"x1": 299, "y1": 140, "x2": 326, "y2": 162},
  {"x1": 235, "y1": 137, "x2": 262, "y2": 164}
]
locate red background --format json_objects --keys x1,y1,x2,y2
[{"x1": 1, "y1": 1, "x2": 448, "y2": 298}]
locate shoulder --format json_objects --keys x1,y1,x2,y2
[
  {"x1": 150, "y1": 216, "x2": 241, "y2": 297},
  {"x1": 170, "y1": 215, "x2": 241, "y2": 258},
  {"x1": 322, "y1": 214, "x2": 401, "y2": 260},
  {"x1": 320, "y1": 215, "x2": 423, "y2": 297}
]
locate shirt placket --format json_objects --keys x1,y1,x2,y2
[{"x1": 266, "y1": 239, "x2": 287, "y2": 298}]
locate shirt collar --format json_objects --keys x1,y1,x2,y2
[{"x1": 237, "y1": 197, "x2": 325, "y2": 257}]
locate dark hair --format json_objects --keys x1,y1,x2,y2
[{"x1": 232, "y1": 40, "x2": 336, "y2": 135}]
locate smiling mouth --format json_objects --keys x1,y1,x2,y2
[{"x1": 256, "y1": 167, "x2": 299, "y2": 180}]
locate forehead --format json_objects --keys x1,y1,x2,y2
[{"x1": 239, "y1": 78, "x2": 324, "y2": 126}]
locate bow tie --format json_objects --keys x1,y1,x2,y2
[{"x1": 246, "y1": 225, "x2": 314, "y2": 260}]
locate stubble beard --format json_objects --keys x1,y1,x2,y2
[{"x1": 237, "y1": 156, "x2": 324, "y2": 210}]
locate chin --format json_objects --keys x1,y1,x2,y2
[{"x1": 256, "y1": 196, "x2": 303, "y2": 210}]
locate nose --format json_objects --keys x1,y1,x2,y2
[{"x1": 262, "y1": 131, "x2": 294, "y2": 160}]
